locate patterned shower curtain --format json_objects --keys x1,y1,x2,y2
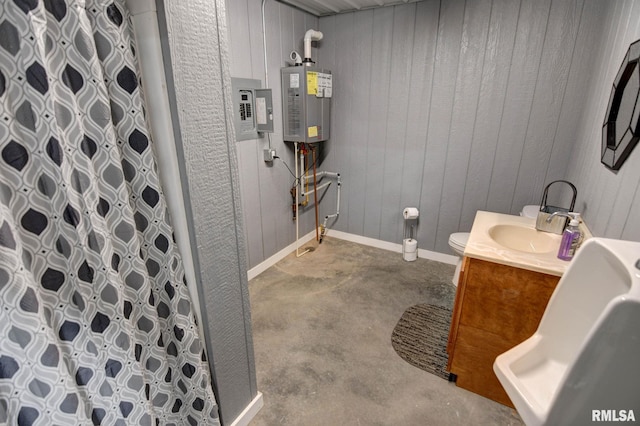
[{"x1": 0, "y1": 1, "x2": 220, "y2": 424}]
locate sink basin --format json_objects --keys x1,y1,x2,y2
[{"x1": 488, "y1": 224, "x2": 557, "y2": 253}]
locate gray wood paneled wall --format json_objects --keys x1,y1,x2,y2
[
  {"x1": 317, "y1": 0, "x2": 611, "y2": 253},
  {"x1": 564, "y1": 0, "x2": 640, "y2": 241},
  {"x1": 226, "y1": 0, "x2": 319, "y2": 269},
  {"x1": 227, "y1": 0, "x2": 639, "y2": 267}
]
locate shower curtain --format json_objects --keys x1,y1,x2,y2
[{"x1": 0, "y1": 1, "x2": 220, "y2": 424}]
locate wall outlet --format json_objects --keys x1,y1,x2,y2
[{"x1": 264, "y1": 148, "x2": 276, "y2": 162}]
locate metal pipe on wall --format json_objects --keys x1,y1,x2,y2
[
  {"x1": 312, "y1": 146, "x2": 319, "y2": 240},
  {"x1": 261, "y1": 0, "x2": 269, "y2": 87},
  {"x1": 300, "y1": 145, "x2": 309, "y2": 206},
  {"x1": 302, "y1": 170, "x2": 340, "y2": 182},
  {"x1": 319, "y1": 173, "x2": 341, "y2": 243},
  {"x1": 125, "y1": 0, "x2": 204, "y2": 338},
  {"x1": 294, "y1": 142, "x2": 310, "y2": 257},
  {"x1": 302, "y1": 181, "x2": 330, "y2": 196},
  {"x1": 261, "y1": 0, "x2": 272, "y2": 150}
]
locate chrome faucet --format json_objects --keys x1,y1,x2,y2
[{"x1": 545, "y1": 211, "x2": 573, "y2": 223}]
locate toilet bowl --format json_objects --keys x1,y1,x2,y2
[
  {"x1": 448, "y1": 206, "x2": 539, "y2": 286},
  {"x1": 448, "y1": 232, "x2": 468, "y2": 286}
]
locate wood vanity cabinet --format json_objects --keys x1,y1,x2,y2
[{"x1": 447, "y1": 257, "x2": 560, "y2": 407}]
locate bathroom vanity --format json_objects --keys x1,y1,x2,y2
[
  {"x1": 447, "y1": 257, "x2": 559, "y2": 406},
  {"x1": 446, "y1": 211, "x2": 588, "y2": 407}
]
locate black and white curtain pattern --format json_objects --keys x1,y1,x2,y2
[{"x1": 0, "y1": 1, "x2": 220, "y2": 425}]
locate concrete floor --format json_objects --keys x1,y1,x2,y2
[{"x1": 248, "y1": 237, "x2": 524, "y2": 425}]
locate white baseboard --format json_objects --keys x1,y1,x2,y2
[
  {"x1": 416, "y1": 247, "x2": 458, "y2": 265},
  {"x1": 248, "y1": 229, "x2": 458, "y2": 281},
  {"x1": 247, "y1": 230, "x2": 316, "y2": 280},
  {"x1": 327, "y1": 229, "x2": 404, "y2": 253},
  {"x1": 229, "y1": 391, "x2": 264, "y2": 426},
  {"x1": 326, "y1": 229, "x2": 458, "y2": 265}
]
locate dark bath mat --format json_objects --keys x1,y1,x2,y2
[{"x1": 391, "y1": 304, "x2": 452, "y2": 380}]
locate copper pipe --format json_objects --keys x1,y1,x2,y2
[{"x1": 312, "y1": 146, "x2": 319, "y2": 241}]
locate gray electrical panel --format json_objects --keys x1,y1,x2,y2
[
  {"x1": 281, "y1": 66, "x2": 331, "y2": 143},
  {"x1": 231, "y1": 78, "x2": 274, "y2": 141}
]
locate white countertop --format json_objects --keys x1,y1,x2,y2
[{"x1": 464, "y1": 211, "x2": 591, "y2": 277}]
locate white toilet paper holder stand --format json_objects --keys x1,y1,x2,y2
[
  {"x1": 402, "y1": 208, "x2": 419, "y2": 261},
  {"x1": 402, "y1": 207, "x2": 419, "y2": 239},
  {"x1": 404, "y1": 223, "x2": 415, "y2": 240}
]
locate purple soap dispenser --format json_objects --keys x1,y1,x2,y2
[{"x1": 557, "y1": 213, "x2": 582, "y2": 261}]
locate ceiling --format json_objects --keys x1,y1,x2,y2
[{"x1": 277, "y1": 0, "x2": 424, "y2": 17}]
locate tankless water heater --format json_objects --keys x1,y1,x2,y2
[{"x1": 281, "y1": 66, "x2": 332, "y2": 143}]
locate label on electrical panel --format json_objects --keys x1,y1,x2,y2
[
  {"x1": 256, "y1": 97, "x2": 267, "y2": 125},
  {"x1": 290, "y1": 73, "x2": 299, "y2": 89}
]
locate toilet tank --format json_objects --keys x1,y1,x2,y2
[{"x1": 520, "y1": 205, "x2": 539, "y2": 219}]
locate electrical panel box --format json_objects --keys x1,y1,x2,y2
[
  {"x1": 281, "y1": 66, "x2": 331, "y2": 143},
  {"x1": 231, "y1": 78, "x2": 274, "y2": 141}
]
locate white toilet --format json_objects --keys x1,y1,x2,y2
[
  {"x1": 448, "y1": 232, "x2": 469, "y2": 286},
  {"x1": 448, "y1": 206, "x2": 539, "y2": 286}
]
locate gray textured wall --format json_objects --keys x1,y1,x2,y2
[
  {"x1": 157, "y1": 0, "x2": 257, "y2": 424},
  {"x1": 564, "y1": 0, "x2": 640, "y2": 240},
  {"x1": 228, "y1": 0, "x2": 640, "y2": 264}
]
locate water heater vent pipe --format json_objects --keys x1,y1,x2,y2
[{"x1": 303, "y1": 29, "x2": 323, "y2": 65}]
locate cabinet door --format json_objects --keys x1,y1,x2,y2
[
  {"x1": 450, "y1": 324, "x2": 515, "y2": 406},
  {"x1": 460, "y1": 258, "x2": 558, "y2": 343},
  {"x1": 448, "y1": 258, "x2": 559, "y2": 406}
]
